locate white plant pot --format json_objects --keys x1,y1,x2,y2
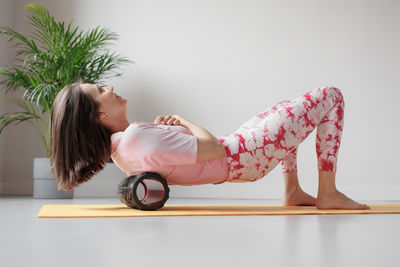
[{"x1": 33, "y1": 157, "x2": 73, "y2": 199}]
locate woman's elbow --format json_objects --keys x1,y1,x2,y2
[
  {"x1": 217, "y1": 142, "x2": 226, "y2": 158},
  {"x1": 196, "y1": 139, "x2": 226, "y2": 162}
]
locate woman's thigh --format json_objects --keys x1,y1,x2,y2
[{"x1": 219, "y1": 86, "x2": 344, "y2": 182}]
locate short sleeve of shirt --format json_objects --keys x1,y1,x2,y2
[
  {"x1": 117, "y1": 123, "x2": 198, "y2": 170},
  {"x1": 143, "y1": 128, "x2": 198, "y2": 167}
]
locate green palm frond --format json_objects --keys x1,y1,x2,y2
[
  {"x1": 0, "y1": 112, "x2": 35, "y2": 133},
  {"x1": 0, "y1": 98, "x2": 39, "y2": 133},
  {"x1": 0, "y1": 3, "x2": 133, "y2": 157}
]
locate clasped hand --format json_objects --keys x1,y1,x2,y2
[{"x1": 154, "y1": 115, "x2": 183, "y2": 126}]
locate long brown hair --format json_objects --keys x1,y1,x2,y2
[{"x1": 50, "y1": 81, "x2": 112, "y2": 191}]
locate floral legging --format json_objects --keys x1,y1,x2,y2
[{"x1": 218, "y1": 86, "x2": 345, "y2": 183}]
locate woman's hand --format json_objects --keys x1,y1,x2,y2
[
  {"x1": 154, "y1": 115, "x2": 226, "y2": 162},
  {"x1": 154, "y1": 114, "x2": 185, "y2": 126}
]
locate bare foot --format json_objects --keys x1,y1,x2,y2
[
  {"x1": 317, "y1": 190, "x2": 370, "y2": 210},
  {"x1": 282, "y1": 187, "x2": 317, "y2": 206}
]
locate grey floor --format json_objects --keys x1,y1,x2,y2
[{"x1": 0, "y1": 196, "x2": 399, "y2": 267}]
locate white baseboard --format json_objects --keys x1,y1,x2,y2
[
  {"x1": 2, "y1": 161, "x2": 399, "y2": 201},
  {"x1": 168, "y1": 183, "x2": 400, "y2": 202},
  {"x1": 1, "y1": 179, "x2": 399, "y2": 201}
]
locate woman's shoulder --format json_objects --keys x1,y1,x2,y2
[
  {"x1": 111, "y1": 123, "x2": 138, "y2": 151},
  {"x1": 110, "y1": 122, "x2": 161, "y2": 149}
]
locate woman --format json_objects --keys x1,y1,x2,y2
[{"x1": 50, "y1": 82, "x2": 370, "y2": 210}]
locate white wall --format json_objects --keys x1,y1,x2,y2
[
  {"x1": 1, "y1": 0, "x2": 399, "y2": 200},
  {"x1": 0, "y1": 0, "x2": 17, "y2": 194}
]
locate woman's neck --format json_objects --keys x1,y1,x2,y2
[{"x1": 111, "y1": 119, "x2": 131, "y2": 134}]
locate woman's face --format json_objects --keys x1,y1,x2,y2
[{"x1": 80, "y1": 83, "x2": 128, "y2": 127}]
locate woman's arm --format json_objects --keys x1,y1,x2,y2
[{"x1": 154, "y1": 115, "x2": 226, "y2": 162}]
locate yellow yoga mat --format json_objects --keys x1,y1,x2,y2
[{"x1": 37, "y1": 203, "x2": 400, "y2": 218}]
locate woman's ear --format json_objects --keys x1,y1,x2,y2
[{"x1": 98, "y1": 111, "x2": 107, "y2": 119}]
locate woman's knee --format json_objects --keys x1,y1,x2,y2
[{"x1": 326, "y1": 86, "x2": 344, "y2": 105}]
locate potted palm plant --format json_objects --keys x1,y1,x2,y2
[{"x1": 0, "y1": 3, "x2": 132, "y2": 198}]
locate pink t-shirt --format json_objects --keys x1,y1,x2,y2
[{"x1": 110, "y1": 122, "x2": 229, "y2": 186}]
